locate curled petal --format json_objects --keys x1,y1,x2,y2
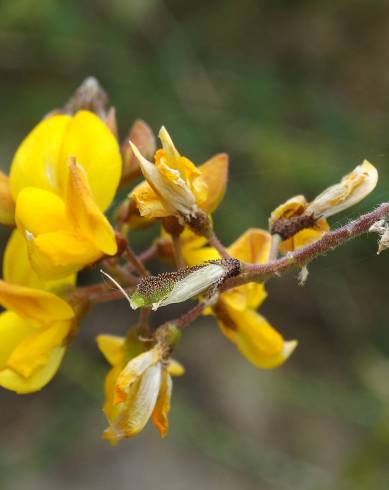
[
  {"x1": 152, "y1": 369, "x2": 172, "y2": 438},
  {"x1": 269, "y1": 195, "x2": 308, "y2": 226},
  {"x1": 130, "y1": 180, "x2": 171, "y2": 220},
  {"x1": 65, "y1": 160, "x2": 117, "y2": 256},
  {"x1": 114, "y1": 348, "x2": 161, "y2": 403},
  {"x1": 104, "y1": 363, "x2": 162, "y2": 443},
  {"x1": 306, "y1": 160, "x2": 378, "y2": 218}
]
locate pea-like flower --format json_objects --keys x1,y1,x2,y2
[
  {"x1": 270, "y1": 160, "x2": 378, "y2": 252},
  {"x1": 0, "y1": 230, "x2": 75, "y2": 393},
  {"x1": 9, "y1": 110, "x2": 122, "y2": 279},
  {"x1": 97, "y1": 334, "x2": 184, "y2": 443},
  {"x1": 130, "y1": 127, "x2": 228, "y2": 222},
  {"x1": 182, "y1": 228, "x2": 297, "y2": 369}
]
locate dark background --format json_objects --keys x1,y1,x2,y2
[{"x1": 1, "y1": 1, "x2": 389, "y2": 489}]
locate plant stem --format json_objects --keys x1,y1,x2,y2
[
  {"x1": 124, "y1": 245, "x2": 149, "y2": 277},
  {"x1": 224, "y1": 202, "x2": 389, "y2": 290},
  {"x1": 175, "y1": 301, "x2": 209, "y2": 329},
  {"x1": 207, "y1": 231, "x2": 231, "y2": 259}
]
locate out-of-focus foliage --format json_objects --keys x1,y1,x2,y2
[{"x1": 1, "y1": 0, "x2": 389, "y2": 489}]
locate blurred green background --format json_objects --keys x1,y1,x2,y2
[{"x1": 1, "y1": 1, "x2": 389, "y2": 489}]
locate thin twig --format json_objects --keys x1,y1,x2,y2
[
  {"x1": 138, "y1": 243, "x2": 158, "y2": 263},
  {"x1": 124, "y1": 245, "x2": 149, "y2": 276},
  {"x1": 207, "y1": 231, "x2": 231, "y2": 259},
  {"x1": 224, "y1": 202, "x2": 389, "y2": 290},
  {"x1": 171, "y1": 233, "x2": 185, "y2": 269},
  {"x1": 174, "y1": 301, "x2": 209, "y2": 329}
]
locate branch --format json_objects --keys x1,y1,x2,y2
[{"x1": 223, "y1": 202, "x2": 389, "y2": 290}]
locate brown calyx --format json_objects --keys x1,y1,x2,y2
[{"x1": 270, "y1": 213, "x2": 316, "y2": 240}]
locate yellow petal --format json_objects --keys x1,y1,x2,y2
[
  {"x1": 182, "y1": 245, "x2": 220, "y2": 267},
  {"x1": 306, "y1": 160, "x2": 378, "y2": 218},
  {"x1": 3, "y1": 229, "x2": 76, "y2": 290},
  {"x1": 0, "y1": 346, "x2": 66, "y2": 394},
  {"x1": 158, "y1": 126, "x2": 181, "y2": 163},
  {"x1": 7, "y1": 320, "x2": 70, "y2": 378},
  {"x1": 58, "y1": 110, "x2": 121, "y2": 211},
  {"x1": 222, "y1": 282, "x2": 268, "y2": 311},
  {"x1": 130, "y1": 181, "x2": 171, "y2": 219},
  {"x1": 103, "y1": 364, "x2": 123, "y2": 421},
  {"x1": 0, "y1": 280, "x2": 74, "y2": 324},
  {"x1": 0, "y1": 311, "x2": 33, "y2": 369},
  {"x1": 198, "y1": 153, "x2": 229, "y2": 214},
  {"x1": 27, "y1": 230, "x2": 102, "y2": 280},
  {"x1": 65, "y1": 160, "x2": 117, "y2": 255},
  {"x1": 279, "y1": 217, "x2": 329, "y2": 253},
  {"x1": 15, "y1": 187, "x2": 68, "y2": 236},
  {"x1": 97, "y1": 334, "x2": 126, "y2": 366},
  {"x1": 167, "y1": 358, "x2": 185, "y2": 376},
  {"x1": 9, "y1": 114, "x2": 71, "y2": 199},
  {"x1": 228, "y1": 228, "x2": 271, "y2": 264},
  {"x1": 152, "y1": 369, "x2": 172, "y2": 438},
  {"x1": 0, "y1": 171, "x2": 15, "y2": 226},
  {"x1": 269, "y1": 195, "x2": 308, "y2": 225},
  {"x1": 219, "y1": 306, "x2": 297, "y2": 369},
  {"x1": 220, "y1": 229, "x2": 271, "y2": 311}
]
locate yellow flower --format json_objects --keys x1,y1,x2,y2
[
  {"x1": 9, "y1": 110, "x2": 121, "y2": 279},
  {"x1": 0, "y1": 230, "x2": 75, "y2": 393},
  {"x1": 130, "y1": 127, "x2": 228, "y2": 221},
  {"x1": 182, "y1": 228, "x2": 297, "y2": 369},
  {"x1": 270, "y1": 161, "x2": 378, "y2": 252},
  {"x1": 97, "y1": 335, "x2": 184, "y2": 443}
]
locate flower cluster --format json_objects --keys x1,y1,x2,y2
[{"x1": 0, "y1": 78, "x2": 381, "y2": 442}]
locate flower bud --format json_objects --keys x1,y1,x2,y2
[
  {"x1": 120, "y1": 120, "x2": 156, "y2": 186},
  {"x1": 306, "y1": 160, "x2": 378, "y2": 218},
  {"x1": 63, "y1": 76, "x2": 108, "y2": 118},
  {"x1": 130, "y1": 259, "x2": 240, "y2": 310},
  {"x1": 0, "y1": 171, "x2": 15, "y2": 226}
]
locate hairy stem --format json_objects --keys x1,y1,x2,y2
[{"x1": 224, "y1": 202, "x2": 389, "y2": 290}]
